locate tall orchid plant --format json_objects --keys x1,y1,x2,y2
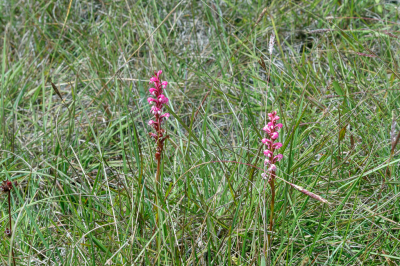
[{"x1": 261, "y1": 110, "x2": 328, "y2": 258}]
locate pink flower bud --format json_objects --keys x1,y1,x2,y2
[
  {"x1": 162, "y1": 81, "x2": 168, "y2": 88},
  {"x1": 150, "y1": 76, "x2": 158, "y2": 84},
  {"x1": 268, "y1": 111, "x2": 280, "y2": 122},
  {"x1": 156, "y1": 70, "x2": 162, "y2": 77},
  {"x1": 268, "y1": 111, "x2": 277, "y2": 120}
]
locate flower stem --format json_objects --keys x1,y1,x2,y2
[
  {"x1": 263, "y1": 173, "x2": 275, "y2": 263},
  {"x1": 154, "y1": 114, "x2": 162, "y2": 220},
  {"x1": 156, "y1": 157, "x2": 161, "y2": 184},
  {"x1": 153, "y1": 137, "x2": 162, "y2": 250},
  {"x1": 8, "y1": 190, "x2": 16, "y2": 266},
  {"x1": 268, "y1": 177, "x2": 275, "y2": 245}
]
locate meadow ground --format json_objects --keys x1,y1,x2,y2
[{"x1": 1, "y1": 0, "x2": 400, "y2": 265}]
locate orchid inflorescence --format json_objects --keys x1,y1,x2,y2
[
  {"x1": 147, "y1": 70, "x2": 170, "y2": 160},
  {"x1": 261, "y1": 111, "x2": 283, "y2": 180},
  {"x1": 260, "y1": 111, "x2": 329, "y2": 204}
]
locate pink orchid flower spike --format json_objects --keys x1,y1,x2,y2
[
  {"x1": 261, "y1": 110, "x2": 283, "y2": 176},
  {"x1": 147, "y1": 70, "x2": 171, "y2": 161}
]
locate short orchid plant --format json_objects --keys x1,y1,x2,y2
[{"x1": 2, "y1": 179, "x2": 17, "y2": 266}]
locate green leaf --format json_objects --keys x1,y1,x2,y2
[
  {"x1": 339, "y1": 124, "x2": 347, "y2": 141},
  {"x1": 332, "y1": 81, "x2": 344, "y2": 96}
]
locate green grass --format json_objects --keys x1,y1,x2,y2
[{"x1": 1, "y1": 0, "x2": 400, "y2": 265}]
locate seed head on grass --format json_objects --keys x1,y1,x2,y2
[
  {"x1": 288, "y1": 183, "x2": 328, "y2": 204},
  {"x1": 268, "y1": 33, "x2": 275, "y2": 55}
]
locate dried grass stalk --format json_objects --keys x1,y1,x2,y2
[
  {"x1": 391, "y1": 111, "x2": 397, "y2": 151},
  {"x1": 255, "y1": 7, "x2": 268, "y2": 26}
]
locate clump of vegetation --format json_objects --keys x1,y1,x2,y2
[{"x1": 1, "y1": 0, "x2": 400, "y2": 265}]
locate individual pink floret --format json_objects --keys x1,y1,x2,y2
[
  {"x1": 147, "y1": 97, "x2": 157, "y2": 104},
  {"x1": 262, "y1": 138, "x2": 272, "y2": 146},
  {"x1": 272, "y1": 142, "x2": 282, "y2": 149},
  {"x1": 160, "y1": 113, "x2": 170, "y2": 120},
  {"x1": 149, "y1": 88, "x2": 157, "y2": 95},
  {"x1": 274, "y1": 154, "x2": 283, "y2": 162},
  {"x1": 150, "y1": 76, "x2": 158, "y2": 84},
  {"x1": 158, "y1": 95, "x2": 169, "y2": 104},
  {"x1": 263, "y1": 125, "x2": 272, "y2": 134},
  {"x1": 268, "y1": 164, "x2": 277, "y2": 172},
  {"x1": 151, "y1": 106, "x2": 161, "y2": 114},
  {"x1": 264, "y1": 150, "x2": 273, "y2": 157},
  {"x1": 270, "y1": 132, "x2": 279, "y2": 140}
]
